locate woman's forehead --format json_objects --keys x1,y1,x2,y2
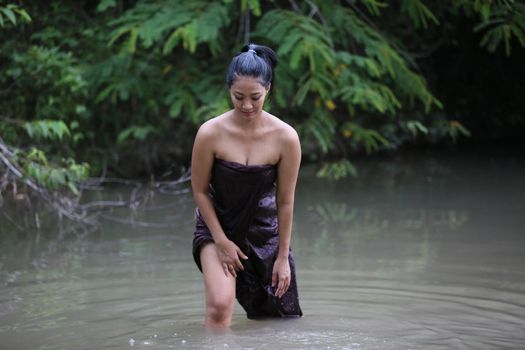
[
  {"x1": 230, "y1": 76, "x2": 267, "y2": 95},
  {"x1": 231, "y1": 75, "x2": 266, "y2": 92}
]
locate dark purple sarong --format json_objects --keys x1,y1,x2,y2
[{"x1": 193, "y1": 158, "x2": 303, "y2": 319}]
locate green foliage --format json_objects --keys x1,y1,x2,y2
[
  {"x1": 475, "y1": 2, "x2": 525, "y2": 55},
  {"x1": 117, "y1": 125, "x2": 159, "y2": 145},
  {"x1": 456, "y1": 0, "x2": 525, "y2": 55},
  {"x1": 96, "y1": 0, "x2": 117, "y2": 12},
  {"x1": 433, "y1": 120, "x2": 472, "y2": 143},
  {"x1": 358, "y1": 0, "x2": 388, "y2": 16},
  {"x1": 256, "y1": 10, "x2": 335, "y2": 72},
  {"x1": 342, "y1": 122, "x2": 391, "y2": 154},
  {"x1": 1, "y1": 0, "x2": 522, "y2": 185},
  {"x1": 23, "y1": 120, "x2": 70, "y2": 141},
  {"x1": 241, "y1": 0, "x2": 261, "y2": 17},
  {"x1": 406, "y1": 120, "x2": 429, "y2": 138},
  {"x1": 0, "y1": 6, "x2": 89, "y2": 195},
  {"x1": 4, "y1": 46, "x2": 88, "y2": 121},
  {"x1": 401, "y1": 0, "x2": 440, "y2": 28},
  {"x1": 107, "y1": 1, "x2": 230, "y2": 54},
  {"x1": 298, "y1": 113, "x2": 337, "y2": 154},
  {"x1": 0, "y1": 4, "x2": 31, "y2": 27},
  {"x1": 254, "y1": 3, "x2": 442, "y2": 164},
  {"x1": 12, "y1": 147, "x2": 89, "y2": 195}
]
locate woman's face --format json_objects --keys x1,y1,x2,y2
[{"x1": 230, "y1": 76, "x2": 269, "y2": 119}]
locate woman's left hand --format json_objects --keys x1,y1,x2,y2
[{"x1": 272, "y1": 256, "x2": 291, "y2": 298}]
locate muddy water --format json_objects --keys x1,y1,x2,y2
[{"x1": 1, "y1": 146, "x2": 524, "y2": 349}]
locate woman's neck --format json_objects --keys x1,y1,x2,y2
[{"x1": 230, "y1": 109, "x2": 267, "y2": 131}]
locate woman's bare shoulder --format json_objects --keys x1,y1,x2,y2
[
  {"x1": 266, "y1": 112, "x2": 299, "y2": 143},
  {"x1": 197, "y1": 111, "x2": 232, "y2": 138},
  {"x1": 264, "y1": 113, "x2": 301, "y2": 169}
]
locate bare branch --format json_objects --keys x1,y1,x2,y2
[
  {"x1": 306, "y1": 0, "x2": 327, "y2": 25},
  {"x1": 0, "y1": 136, "x2": 191, "y2": 231}
]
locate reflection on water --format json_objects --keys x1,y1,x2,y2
[{"x1": 1, "y1": 145, "x2": 525, "y2": 349}]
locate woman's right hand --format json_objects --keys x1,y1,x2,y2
[{"x1": 215, "y1": 239, "x2": 248, "y2": 277}]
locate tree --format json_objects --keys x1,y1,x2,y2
[{"x1": 1, "y1": 0, "x2": 524, "y2": 189}]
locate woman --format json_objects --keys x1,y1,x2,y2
[{"x1": 191, "y1": 43, "x2": 303, "y2": 329}]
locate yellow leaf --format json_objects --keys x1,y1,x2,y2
[
  {"x1": 325, "y1": 99, "x2": 336, "y2": 111},
  {"x1": 162, "y1": 65, "x2": 173, "y2": 75}
]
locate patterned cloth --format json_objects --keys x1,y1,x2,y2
[{"x1": 193, "y1": 158, "x2": 303, "y2": 319}]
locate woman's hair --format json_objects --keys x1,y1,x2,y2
[{"x1": 226, "y1": 43, "x2": 278, "y2": 91}]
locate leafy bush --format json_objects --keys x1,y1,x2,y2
[{"x1": 1, "y1": 0, "x2": 523, "y2": 184}]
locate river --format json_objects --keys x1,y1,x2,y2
[{"x1": 1, "y1": 144, "x2": 524, "y2": 349}]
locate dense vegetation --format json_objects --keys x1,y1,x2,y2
[{"x1": 1, "y1": 0, "x2": 524, "y2": 196}]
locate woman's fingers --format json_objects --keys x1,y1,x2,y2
[
  {"x1": 237, "y1": 248, "x2": 248, "y2": 260},
  {"x1": 231, "y1": 247, "x2": 247, "y2": 271},
  {"x1": 228, "y1": 264, "x2": 237, "y2": 278},
  {"x1": 217, "y1": 240, "x2": 246, "y2": 273},
  {"x1": 222, "y1": 263, "x2": 237, "y2": 278},
  {"x1": 272, "y1": 257, "x2": 291, "y2": 297},
  {"x1": 235, "y1": 248, "x2": 247, "y2": 270},
  {"x1": 276, "y1": 275, "x2": 290, "y2": 298},
  {"x1": 234, "y1": 258, "x2": 244, "y2": 271}
]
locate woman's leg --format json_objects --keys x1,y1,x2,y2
[{"x1": 200, "y1": 242, "x2": 236, "y2": 329}]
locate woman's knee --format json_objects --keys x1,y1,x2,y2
[
  {"x1": 200, "y1": 243, "x2": 236, "y2": 325},
  {"x1": 206, "y1": 293, "x2": 234, "y2": 319}
]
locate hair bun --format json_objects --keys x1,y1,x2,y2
[
  {"x1": 227, "y1": 43, "x2": 278, "y2": 91},
  {"x1": 241, "y1": 43, "x2": 278, "y2": 69}
]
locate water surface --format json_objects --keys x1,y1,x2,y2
[{"x1": 1, "y1": 145, "x2": 524, "y2": 349}]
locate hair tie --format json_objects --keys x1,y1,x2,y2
[{"x1": 248, "y1": 48, "x2": 257, "y2": 55}]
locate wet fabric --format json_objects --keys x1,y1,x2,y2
[{"x1": 193, "y1": 158, "x2": 303, "y2": 319}]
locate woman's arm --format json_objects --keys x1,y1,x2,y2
[
  {"x1": 191, "y1": 123, "x2": 247, "y2": 277},
  {"x1": 273, "y1": 126, "x2": 301, "y2": 297}
]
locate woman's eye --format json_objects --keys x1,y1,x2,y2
[
  {"x1": 235, "y1": 96, "x2": 243, "y2": 101},
  {"x1": 252, "y1": 97, "x2": 260, "y2": 101}
]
